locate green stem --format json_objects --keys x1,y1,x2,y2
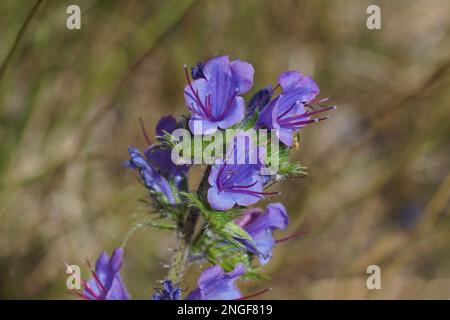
[
  {"x1": 167, "y1": 167, "x2": 210, "y2": 283},
  {"x1": 0, "y1": 0, "x2": 42, "y2": 81}
]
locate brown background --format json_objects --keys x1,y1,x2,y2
[{"x1": 0, "y1": 0, "x2": 449, "y2": 299}]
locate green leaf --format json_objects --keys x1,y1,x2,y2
[
  {"x1": 221, "y1": 221, "x2": 253, "y2": 243},
  {"x1": 235, "y1": 110, "x2": 260, "y2": 131}
]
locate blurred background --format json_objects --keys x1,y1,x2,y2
[{"x1": 0, "y1": 0, "x2": 449, "y2": 299}]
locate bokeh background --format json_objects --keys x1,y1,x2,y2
[{"x1": 0, "y1": 0, "x2": 449, "y2": 299}]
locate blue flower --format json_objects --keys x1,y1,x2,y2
[
  {"x1": 82, "y1": 247, "x2": 130, "y2": 300},
  {"x1": 187, "y1": 263, "x2": 245, "y2": 300},
  {"x1": 235, "y1": 203, "x2": 288, "y2": 265},
  {"x1": 125, "y1": 116, "x2": 190, "y2": 204},
  {"x1": 145, "y1": 116, "x2": 189, "y2": 189},
  {"x1": 184, "y1": 55, "x2": 254, "y2": 134},
  {"x1": 191, "y1": 62, "x2": 206, "y2": 80},
  {"x1": 207, "y1": 132, "x2": 276, "y2": 211},
  {"x1": 124, "y1": 146, "x2": 176, "y2": 204},
  {"x1": 246, "y1": 85, "x2": 273, "y2": 116},
  {"x1": 257, "y1": 71, "x2": 333, "y2": 146},
  {"x1": 152, "y1": 280, "x2": 182, "y2": 300}
]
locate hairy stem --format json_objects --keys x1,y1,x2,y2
[{"x1": 167, "y1": 167, "x2": 210, "y2": 283}]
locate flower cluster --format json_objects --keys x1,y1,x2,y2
[{"x1": 73, "y1": 55, "x2": 333, "y2": 300}]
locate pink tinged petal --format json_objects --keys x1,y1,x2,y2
[
  {"x1": 207, "y1": 187, "x2": 236, "y2": 210},
  {"x1": 242, "y1": 203, "x2": 289, "y2": 265},
  {"x1": 235, "y1": 208, "x2": 264, "y2": 228},
  {"x1": 231, "y1": 60, "x2": 254, "y2": 94},
  {"x1": 246, "y1": 202, "x2": 288, "y2": 235},
  {"x1": 217, "y1": 96, "x2": 245, "y2": 129}
]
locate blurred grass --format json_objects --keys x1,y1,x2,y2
[{"x1": 0, "y1": 0, "x2": 449, "y2": 299}]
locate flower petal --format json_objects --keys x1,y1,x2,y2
[
  {"x1": 238, "y1": 203, "x2": 289, "y2": 265},
  {"x1": 252, "y1": 231, "x2": 276, "y2": 265},
  {"x1": 231, "y1": 60, "x2": 254, "y2": 94},
  {"x1": 278, "y1": 71, "x2": 319, "y2": 102},
  {"x1": 217, "y1": 96, "x2": 245, "y2": 129},
  {"x1": 207, "y1": 187, "x2": 236, "y2": 210},
  {"x1": 184, "y1": 78, "x2": 210, "y2": 119},
  {"x1": 189, "y1": 118, "x2": 218, "y2": 135},
  {"x1": 156, "y1": 115, "x2": 178, "y2": 136},
  {"x1": 202, "y1": 55, "x2": 231, "y2": 80},
  {"x1": 106, "y1": 275, "x2": 130, "y2": 300},
  {"x1": 278, "y1": 71, "x2": 303, "y2": 91},
  {"x1": 276, "y1": 127, "x2": 294, "y2": 147},
  {"x1": 188, "y1": 263, "x2": 245, "y2": 300}
]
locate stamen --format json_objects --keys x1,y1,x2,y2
[
  {"x1": 139, "y1": 118, "x2": 151, "y2": 145},
  {"x1": 224, "y1": 180, "x2": 258, "y2": 191},
  {"x1": 184, "y1": 92, "x2": 204, "y2": 117},
  {"x1": 184, "y1": 65, "x2": 212, "y2": 119},
  {"x1": 226, "y1": 188, "x2": 280, "y2": 198},
  {"x1": 264, "y1": 179, "x2": 277, "y2": 190},
  {"x1": 270, "y1": 84, "x2": 280, "y2": 94},
  {"x1": 277, "y1": 101, "x2": 300, "y2": 121},
  {"x1": 217, "y1": 88, "x2": 238, "y2": 120},
  {"x1": 220, "y1": 170, "x2": 238, "y2": 188},
  {"x1": 280, "y1": 105, "x2": 335, "y2": 123},
  {"x1": 85, "y1": 259, "x2": 108, "y2": 296},
  {"x1": 216, "y1": 159, "x2": 229, "y2": 191},
  {"x1": 83, "y1": 280, "x2": 101, "y2": 300},
  {"x1": 71, "y1": 289, "x2": 88, "y2": 300},
  {"x1": 313, "y1": 97, "x2": 331, "y2": 104},
  {"x1": 279, "y1": 116, "x2": 329, "y2": 128},
  {"x1": 275, "y1": 231, "x2": 308, "y2": 244},
  {"x1": 235, "y1": 288, "x2": 271, "y2": 300}
]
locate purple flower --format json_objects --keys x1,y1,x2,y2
[
  {"x1": 145, "y1": 116, "x2": 189, "y2": 187},
  {"x1": 184, "y1": 56, "x2": 254, "y2": 134},
  {"x1": 235, "y1": 203, "x2": 288, "y2": 265},
  {"x1": 82, "y1": 247, "x2": 130, "y2": 300},
  {"x1": 257, "y1": 71, "x2": 333, "y2": 146},
  {"x1": 187, "y1": 263, "x2": 245, "y2": 300},
  {"x1": 207, "y1": 132, "x2": 276, "y2": 211},
  {"x1": 246, "y1": 85, "x2": 273, "y2": 116},
  {"x1": 152, "y1": 280, "x2": 181, "y2": 300},
  {"x1": 124, "y1": 146, "x2": 176, "y2": 204},
  {"x1": 191, "y1": 62, "x2": 206, "y2": 80},
  {"x1": 125, "y1": 116, "x2": 190, "y2": 204}
]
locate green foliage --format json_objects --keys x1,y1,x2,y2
[
  {"x1": 235, "y1": 110, "x2": 260, "y2": 131},
  {"x1": 181, "y1": 192, "x2": 244, "y2": 241},
  {"x1": 121, "y1": 217, "x2": 177, "y2": 248},
  {"x1": 182, "y1": 192, "x2": 269, "y2": 279}
]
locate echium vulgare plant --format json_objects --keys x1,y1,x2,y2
[{"x1": 73, "y1": 55, "x2": 335, "y2": 300}]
